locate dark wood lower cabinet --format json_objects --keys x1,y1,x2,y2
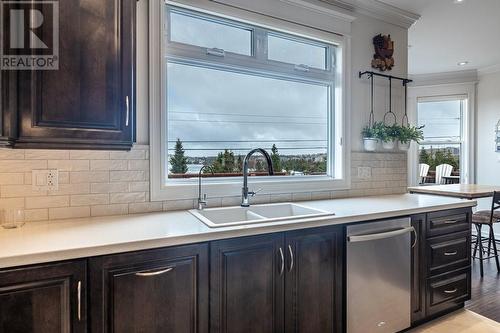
[
  {"x1": 285, "y1": 227, "x2": 344, "y2": 333},
  {"x1": 89, "y1": 243, "x2": 209, "y2": 333},
  {"x1": 0, "y1": 208, "x2": 473, "y2": 333},
  {"x1": 411, "y1": 214, "x2": 426, "y2": 324},
  {"x1": 210, "y1": 226, "x2": 344, "y2": 333},
  {"x1": 210, "y1": 233, "x2": 285, "y2": 333},
  {"x1": 0, "y1": 260, "x2": 87, "y2": 333}
]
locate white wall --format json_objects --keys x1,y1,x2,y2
[
  {"x1": 476, "y1": 71, "x2": 500, "y2": 235},
  {"x1": 350, "y1": 16, "x2": 408, "y2": 151},
  {"x1": 476, "y1": 71, "x2": 500, "y2": 186},
  {"x1": 135, "y1": 0, "x2": 409, "y2": 152}
]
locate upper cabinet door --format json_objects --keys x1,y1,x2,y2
[
  {"x1": 210, "y1": 234, "x2": 285, "y2": 333},
  {"x1": 0, "y1": 261, "x2": 87, "y2": 333},
  {"x1": 284, "y1": 226, "x2": 344, "y2": 333},
  {"x1": 15, "y1": 0, "x2": 136, "y2": 150}
]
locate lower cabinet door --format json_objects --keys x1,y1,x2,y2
[
  {"x1": 89, "y1": 243, "x2": 209, "y2": 333},
  {"x1": 284, "y1": 226, "x2": 344, "y2": 333},
  {"x1": 210, "y1": 233, "x2": 285, "y2": 333},
  {"x1": 0, "y1": 260, "x2": 87, "y2": 333}
]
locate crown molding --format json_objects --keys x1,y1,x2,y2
[
  {"x1": 321, "y1": 0, "x2": 420, "y2": 29},
  {"x1": 280, "y1": 0, "x2": 356, "y2": 23},
  {"x1": 409, "y1": 69, "x2": 478, "y2": 87},
  {"x1": 478, "y1": 63, "x2": 500, "y2": 76}
]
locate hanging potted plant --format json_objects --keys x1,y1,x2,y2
[
  {"x1": 375, "y1": 123, "x2": 398, "y2": 150},
  {"x1": 397, "y1": 125, "x2": 424, "y2": 151},
  {"x1": 362, "y1": 124, "x2": 378, "y2": 151}
]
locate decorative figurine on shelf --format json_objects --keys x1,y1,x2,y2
[{"x1": 371, "y1": 34, "x2": 394, "y2": 71}]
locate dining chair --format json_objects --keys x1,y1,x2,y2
[
  {"x1": 418, "y1": 163, "x2": 430, "y2": 184},
  {"x1": 435, "y1": 164, "x2": 453, "y2": 185},
  {"x1": 471, "y1": 191, "x2": 500, "y2": 277}
]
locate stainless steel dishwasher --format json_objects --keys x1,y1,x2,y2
[{"x1": 347, "y1": 218, "x2": 415, "y2": 333}]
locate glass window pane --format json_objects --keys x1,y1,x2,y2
[
  {"x1": 268, "y1": 35, "x2": 327, "y2": 69},
  {"x1": 169, "y1": 11, "x2": 252, "y2": 55},
  {"x1": 418, "y1": 144, "x2": 461, "y2": 184},
  {"x1": 167, "y1": 62, "x2": 330, "y2": 179},
  {"x1": 417, "y1": 100, "x2": 462, "y2": 142}
]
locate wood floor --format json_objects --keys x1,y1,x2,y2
[{"x1": 466, "y1": 257, "x2": 500, "y2": 323}]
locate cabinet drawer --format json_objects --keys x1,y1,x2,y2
[
  {"x1": 426, "y1": 209, "x2": 470, "y2": 237},
  {"x1": 426, "y1": 268, "x2": 470, "y2": 317},
  {"x1": 427, "y1": 231, "x2": 470, "y2": 276}
]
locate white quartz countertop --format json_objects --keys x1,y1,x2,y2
[{"x1": 0, "y1": 194, "x2": 476, "y2": 269}]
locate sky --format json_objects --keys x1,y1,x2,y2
[
  {"x1": 166, "y1": 9, "x2": 331, "y2": 158},
  {"x1": 417, "y1": 100, "x2": 462, "y2": 142}
]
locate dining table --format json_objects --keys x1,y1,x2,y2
[{"x1": 408, "y1": 184, "x2": 500, "y2": 200}]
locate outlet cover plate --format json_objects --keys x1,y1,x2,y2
[
  {"x1": 357, "y1": 167, "x2": 372, "y2": 180},
  {"x1": 32, "y1": 169, "x2": 59, "y2": 191}
]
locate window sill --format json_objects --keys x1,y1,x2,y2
[{"x1": 151, "y1": 176, "x2": 350, "y2": 201}]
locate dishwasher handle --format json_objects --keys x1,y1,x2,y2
[{"x1": 348, "y1": 226, "x2": 415, "y2": 243}]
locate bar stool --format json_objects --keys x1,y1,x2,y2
[{"x1": 472, "y1": 191, "x2": 500, "y2": 277}]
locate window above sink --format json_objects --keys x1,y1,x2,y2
[{"x1": 149, "y1": 2, "x2": 350, "y2": 201}]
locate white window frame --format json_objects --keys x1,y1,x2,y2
[
  {"x1": 407, "y1": 82, "x2": 476, "y2": 186},
  {"x1": 150, "y1": 0, "x2": 351, "y2": 201}
]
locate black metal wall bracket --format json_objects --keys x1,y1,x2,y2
[{"x1": 358, "y1": 71, "x2": 412, "y2": 86}]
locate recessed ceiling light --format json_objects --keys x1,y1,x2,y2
[
  {"x1": 453, "y1": 0, "x2": 465, "y2": 3},
  {"x1": 457, "y1": 61, "x2": 469, "y2": 66}
]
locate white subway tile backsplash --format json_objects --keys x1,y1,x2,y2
[
  {"x1": 0, "y1": 146, "x2": 407, "y2": 222},
  {"x1": 90, "y1": 160, "x2": 128, "y2": 171},
  {"x1": 91, "y1": 204, "x2": 129, "y2": 217},
  {"x1": 49, "y1": 206, "x2": 90, "y2": 220},
  {"x1": 91, "y1": 182, "x2": 129, "y2": 194},
  {"x1": 70, "y1": 171, "x2": 109, "y2": 184},
  {"x1": 70, "y1": 194, "x2": 109, "y2": 206},
  {"x1": 0, "y1": 173, "x2": 25, "y2": 185},
  {"x1": 110, "y1": 192, "x2": 146, "y2": 204},
  {"x1": 25, "y1": 150, "x2": 69, "y2": 160},
  {"x1": 47, "y1": 160, "x2": 89, "y2": 171},
  {"x1": 26, "y1": 196, "x2": 70, "y2": 209}
]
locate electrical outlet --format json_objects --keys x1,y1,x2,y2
[
  {"x1": 357, "y1": 167, "x2": 372, "y2": 180},
  {"x1": 32, "y1": 169, "x2": 59, "y2": 191}
]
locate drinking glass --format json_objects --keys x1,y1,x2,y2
[{"x1": 0, "y1": 208, "x2": 25, "y2": 229}]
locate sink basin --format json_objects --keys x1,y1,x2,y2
[{"x1": 190, "y1": 203, "x2": 334, "y2": 228}]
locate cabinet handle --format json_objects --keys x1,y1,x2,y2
[
  {"x1": 443, "y1": 219, "x2": 458, "y2": 224},
  {"x1": 77, "y1": 280, "x2": 82, "y2": 321},
  {"x1": 411, "y1": 227, "x2": 418, "y2": 249},
  {"x1": 287, "y1": 245, "x2": 294, "y2": 272},
  {"x1": 444, "y1": 251, "x2": 458, "y2": 256},
  {"x1": 444, "y1": 288, "x2": 458, "y2": 294},
  {"x1": 278, "y1": 247, "x2": 284, "y2": 276},
  {"x1": 135, "y1": 267, "x2": 173, "y2": 277},
  {"x1": 125, "y1": 96, "x2": 130, "y2": 127}
]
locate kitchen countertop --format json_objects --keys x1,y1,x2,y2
[
  {"x1": 0, "y1": 194, "x2": 476, "y2": 269},
  {"x1": 408, "y1": 184, "x2": 500, "y2": 199}
]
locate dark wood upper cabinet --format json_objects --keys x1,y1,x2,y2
[
  {"x1": 0, "y1": 260, "x2": 87, "y2": 333},
  {"x1": 284, "y1": 226, "x2": 344, "y2": 333},
  {"x1": 210, "y1": 233, "x2": 285, "y2": 333},
  {"x1": 89, "y1": 243, "x2": 209, "y2": 333},
  {"x1": 3, "y1": 0, "x2": 136, "y2": 149}
]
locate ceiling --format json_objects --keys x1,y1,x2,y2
[{"x1": 379, "y1": 0, "x2": 500, "y2": 74}]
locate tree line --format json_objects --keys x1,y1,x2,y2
[{"x1": 169, "y1": 138, "x2": 326, "y2": 175}]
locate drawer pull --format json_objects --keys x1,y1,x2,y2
[
  {"x1": 444, "y1": 251, "x2": 458, "y2": 256},
  {"x1": 135, "y1": 267, "x2": 173, "y2": 277},
  {"x1": 443, "y1": 220, "x2": 458, "y2": 224},
  {"x1": 444, "y1": 288, "x2": 458, "y2": 294}
]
